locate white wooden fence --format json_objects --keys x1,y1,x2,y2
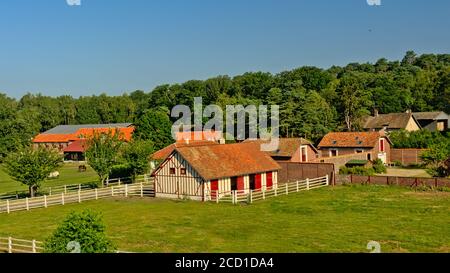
[
  {"x1": 0, "y1": 237, "x2": 43, "y2": 253},
  {"x1": 211, "y1": 175, "x2": 329, "y2": 204},
  {"x1": 0, "y1": 182, "x2": 154, "y2": 214},
  {"x1": 0, "y1": 175, "x2": 153, "y2": 200}
]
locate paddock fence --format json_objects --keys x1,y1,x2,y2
[
  {"x1": 0, "y1": 175, "x2": 153, "y2": 201},
  {"x1": 0, "y1": 237, "x2": 43, "y2": 253},
  {"x1": 0, "y1": 182, "x2": 155, "y2": 214},
  {"x1": 211, "y1": 175, "x2": 329, "y2": 204},
  {"x1": 339, "y1": 174, "x2": 450, "y2": 188}
]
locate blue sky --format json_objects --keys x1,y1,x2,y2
[{"x1": 0, "y1": 0, "x2": 449, "y2": 98}]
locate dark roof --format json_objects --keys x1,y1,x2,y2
[
  {"x1": 162, "y1": 143, "x2": 281, "y2": 181},
  {"x1": 244, "y1": 138, "x2": 318, "y2": 157},
  {"x1": 363, "y1": 113, "x2": 418, "y2": 130},
  {"x1": 43, "y1": 123, "x2": 133, "y2": 134},
  {"x1": 318, "y1": 132, "x2": 390, "y2": 148},
  {"x1": 413, "y1": 111, "x2": 449, "y2": 120}
]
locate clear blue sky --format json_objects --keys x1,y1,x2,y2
[{"x1": 0, "y1": 0, "x2": 449, "y2": 98}]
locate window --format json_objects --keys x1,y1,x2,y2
[
  {"x1": 379, "y1": 139, "x2": 385, "y2": 152},
  {"x1": 180, "y1": 168, "x2": 187, "y2": 175},
  {"x1": 330, "y1": 149, "x2": 338, "y2": 157},
  {"x1": 249, "y1": 174, "x2": 256, "y2": 190},
  {"x1": 300, "y1": 146, "x2": 308, "y2": 162},
  {"x1": 355, "y1": 149, "x2": 364, "y2": 154},
  {"x1": 169, "y1": 168, "x2": 176, "y2": 175},
  {"x1": 230, "y1": 177, "x2": 238, "y2": 191},
  {"x1": 367, "y1": 153, "x2": 372, "y2": 161}
]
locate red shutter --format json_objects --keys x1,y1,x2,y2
[
  {"x1": 266, "y1": 172, "x2": 273, "y2": 189},
  {"x1": 380, "y1": 139, "x2": 385, "y2": 152},
  {"x1": 255, "y1": 174, "x2": 262, "y2": 191},
  {"x1": 237, "y1": 176, "x2": 245, "y2": 193},
  {"x1": 210, "y1": 180, "x2": 219, "y2": 200}
]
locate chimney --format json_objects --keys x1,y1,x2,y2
[
  {"x1": 219, "y1": 138, "x2": 226, "y2": 145},
  {"x1": 406, "y1": 109, "x2": 412, "y2": 114},
  {"x1": 374, "y1": 109, "x2": 379, "y2": 117}
]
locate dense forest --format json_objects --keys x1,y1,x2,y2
[{"x1": 1, "y1": 51, "x2": 449, "y2": 158}]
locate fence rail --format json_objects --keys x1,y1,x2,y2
[
  {"x1": 342, "y1": 174, "x2": 450, "y2": 188},
  {"x1": 0, "y1": 175, "x2": 153, "y2": 201},
  {"x1": 0, "y1": 182, "x2": 155, "y2": 214},
  {"x1": 0, "y1": 237, "x2": 43, "y2": 253},
  {"x1": 211, "y1": 175, "x2": 329, "y2": 204}
]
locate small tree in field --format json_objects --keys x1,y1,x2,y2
[
  {"x1": 421, "y1": 142, "x2": 450, "y2": 177},
  {"x1": 3, "y1": 146, "x2": 62, "y2": 197},
  {"x1": 85, "y1": 130, "x2": 123, "y2": 185},
  {"x1": 44, "y1": 210, "x2": 115, "y2": 253},
  {"x1": 122, "y1": 140, "x2": 154, "y2": 182}
]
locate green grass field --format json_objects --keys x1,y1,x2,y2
[
  {"x1": 0, "y1": 163, "x2": 99, "y2": 194},
  {"x1": 0, "y1": 185, "x2": 449, "y2": 253}
]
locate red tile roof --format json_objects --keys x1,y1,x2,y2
[
  {"x1": 175, "y1": 131, "x2": 222, "y2": 142},
  {"x1": 63, "y1": 139, "x2": 88, "y2": 153},
  {"x1": 318, "y1": 132, "x2": 389, "y2": 148},
  {"x1": 151, "y1": 140, "x2": 219, "y2": 161},
  {"x1": 33, "y1": 126, "x2": 134, "y2": 143},
  {"x1": 172, "y1": 143, "x2": 281, "y2": 181},
  {"x1": 244, "y1": 138, "x2": 318, "y2": 157}
]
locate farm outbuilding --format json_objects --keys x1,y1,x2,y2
[{"x1": 151, "y1": 142, "x2": 281, "y2": 201}]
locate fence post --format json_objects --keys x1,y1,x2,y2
[
  {"x1": 296, "y1": 180, "x2": 299, "y2": 192},
  {"x1": 78, "y1": 184, "x2": 81, "y2": 191},
  {"x1": 249, "y1": 190, "x2": 253, "y2": 204},
  {"x1": 286, "y1": 183, "x2": 288, "y2": 195},
  {"x1": 78, "y1": 190, "x2": 81, "y2": 203},
  {"x1": 216, "y1": 191, "x2": 219, "y2": 204},
  {"x1": 44, "y1": 195, "x2": 48, "y2": 208},
  {"x1": 125, "y1": 184, "x2": 128, "y2": 197},
  {"x1": 49, "y1": 188, "x2": 52, "y2": 196},
  {"x1": 26, "y1": 197, "x2": 29, "y2": 211},
  {"x1": 118, "y1": 178, "x2": 121, "y2": 186},
  {"x1": 263, "y1": 190, "x2": 265, "y2": 200},
  {"x1": 64, "y1": 185, "x2": 67, "y2": 194},
  {"x1": 32, "y1": 240, "x2": 36, "y2": 253},
  {"x1": 306, "y1": 178, "x2": 310, "y2": 190},
  {"x1": 8, "y1": 237, "x2": 12, "y2": 253},
  {"x1": 274, "y1": 187, "x2": 277, "y2": 196},
  {"x1": 95, "y1": 188, "x2": 98, "y2": 200},
  {"x1": 326, "y1": 175, "x2": 329, "y2": 186},
  {"x1": 61, "y1": 193, "x2": 65, "y2": 205},
  {"x1": 140, "y1": 183, "x2": 144, "y2": 197},
  {"x1": 6, "y1": 200, "x2": 10, "y2": 214},
  {"x1": 111, "y1": 186, "x2": 114, "y2": 197}
]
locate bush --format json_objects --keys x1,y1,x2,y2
[
  {"x1": 44, "y1": 210, "x2": 115, "y2": 253},
  {"x1": 392, "y1": 160, "x2": 403, "y2": 167},
  {"x1": 109, "y1": 164, "x2": 134, "y2": 179},
  {"x1": 372, "y1": 159, "x2": 387, "y2": 174},
  {"x1": 339, "y1": 166, "x2": 375, "y2": 176}
]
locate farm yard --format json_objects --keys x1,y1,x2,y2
[
  {"x1": 0, "y1": 185, "x2": 449, "y2": 253},
  {"x1": 0, "y1": 163, "x2": 98, "y2": 195}
]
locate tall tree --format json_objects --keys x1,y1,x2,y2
[{"x1": 3, "y1": 146, "x2": 63, "y2": 197}]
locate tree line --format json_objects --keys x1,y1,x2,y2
[{"x1": 1, "y1": 51, "x2": 450, "y2": 159}]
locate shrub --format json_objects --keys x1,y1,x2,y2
[
  {"x1": 372, "y1": 159, "x2": 387, "y2": 174},
  {"x1": 109, "y1": 164, "x2": 134, "y2": 179},
  {"x1": 44, "y1": 210, "x2": 115, "y2": 253}
]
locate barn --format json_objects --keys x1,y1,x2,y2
[{"x1": 151, "y1": 142, "x2": 281, "y2": 201}]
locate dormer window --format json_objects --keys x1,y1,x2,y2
[{"x1": 332, "y1": 140, "x2": 337, "y2": 145}]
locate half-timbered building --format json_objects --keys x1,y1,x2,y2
[{"x1": 151, "y1": 142, "x2": 281, "y2": 201}]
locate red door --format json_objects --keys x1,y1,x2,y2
[
  {"x1": 255, "y1": 174, "x2": 262, "y2": 191},
  {"x1": 210, "y1": 180, "x2": 219, "y2": 200},
  {"x1": 266, "y1": 172, "x2": 273, "y2": 189},
  {"x1": 237, "y1": 176, "x2": 245, "y2": 193}
]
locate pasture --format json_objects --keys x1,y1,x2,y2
[
  {"x1": 0, "y1": 185, "x2": 449, "y2": 253},
  {"x1": 0, "y1": 163, "x2": 98, "y2": 195}
]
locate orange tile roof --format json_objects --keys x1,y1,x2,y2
[
  {"x1": 175, "y1": 131, "x2": 222, "y2": 142},
  {"x1": 151, "y1": 140, "x2": 219, "y2": 161},
  {"x1": 244, "y1": 138, "x2": 318, "y2": 157},
  {"x1": 33, "y1": 126, "x2": 134, "y2": 143},
  {"x1": 171, "y1": 143, "x2": 281, "y2": 181},
  {"x1": 318, "y1": 132, "x2": 389, "y2": 148}
]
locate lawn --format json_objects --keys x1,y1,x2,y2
[
  {"x1": 0, "y1": 163, "x2": 99, "y2": 194},
  {"x1": 0, "y1": 185, "x2": 449, "y2": 253}
]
